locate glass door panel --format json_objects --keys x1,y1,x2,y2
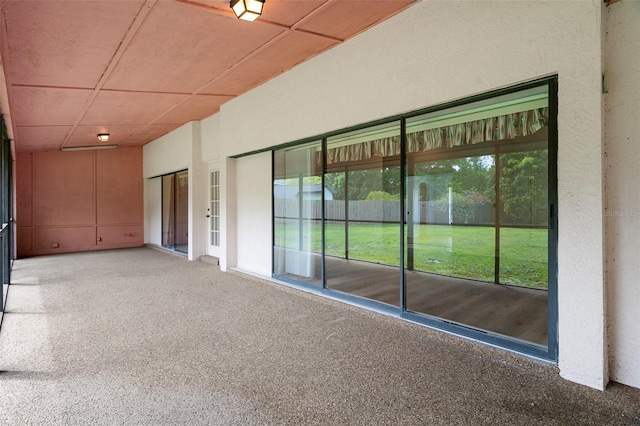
[
  {"x1": 208, "y1": 169, "x2": 221, "y2": 257},
  {"x1": 273, "y1": 142, "x2": 323, "y2": 286},
  {"x1": 162, "y1": 174, "x2": 175, "y2": 248},
  {"x1": 161, "y1": 170, "x2": 188, "y2": 254},
  {"x1": 404, "y1": 86, "x2": 550, "y2": 347},
  {"x1": 175, "y1": 171, "x2": 189, "y2": 253},
  {"x1": 498, "y1": 149, "x2": 548, "y2": 288},
  {"x1": 324, "y1": 122, "x2": 401, "y2": 307}
]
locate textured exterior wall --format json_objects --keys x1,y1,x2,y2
[
  {"x1": 201, "y1": 114, "x2": 220, "y2": 164},
  {"x1": 604, "y1": 0, "x2": 640, "y2": 389},
  {"x1": 147, "y1": 1, "x2": 614, "y2": 389},
  {"x1": 189, "y1": 122, "x2": 207, "y2": 260},
  {"x1": 214, "y1": 0, "x2": 606, "y2": 389},
  {"x1": 142, "y1": 123, "x2": 191, "y2": 248},
  {"x1": 235, "y1": 151, "x2": 272, "y2": 276},
  {"x1": 16, "y1": 147, "x2": 143, "y2": 256},
  {"x1": 142, "y1": 123, "x2": 191, "y2": 179},
  {"x1": 144, "y1": 177, "x2": 161, "y2": 246}
]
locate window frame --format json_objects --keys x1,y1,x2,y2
[{"x1": 269, "y1": 76, "x2": 558, "y2": 361}]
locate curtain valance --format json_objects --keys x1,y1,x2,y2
[{"x1": 320, "y1": 107, "x2": 548, "y2": 167}]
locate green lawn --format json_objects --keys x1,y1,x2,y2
[{"x1": 275, "y1": 220, "x2": 548, "y2": 289}]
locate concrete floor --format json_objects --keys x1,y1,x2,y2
[{"x1": 0, "y1": 247, "x2": 638, "y2": 425}]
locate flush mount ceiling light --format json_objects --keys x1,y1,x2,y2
[
  {"x1": 97, "y1": 133, "x2": 110, "y2": 142},
  {"x1": 230, "y1": 0, "x2": 265, "y2": 22}
]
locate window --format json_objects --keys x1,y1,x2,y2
[
  {"x1": 272, "y1": 78, "x2": 557, "y2": 359},
  {"x1": 273, "y1": 141, "x2": 323, "y2": 286}
]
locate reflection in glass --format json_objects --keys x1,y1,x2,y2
[
  {"x1": 405, "y1": 86, "x2": 549, "y2": 347},
  {"x1": 324, "y1": 122, "x2": 401, "y2": 307},
  {"x1": 175, "y1": 170, "x2": 189, "y2": 253},
  {"x1": 162, "y1": 174, "x2": 175, "y2": 247},
  {"x1": 271, "y1": 84, "x2": 553, "y2": 350},
  {"x1": 162, "y1": 170, "x2": 189, "y2": 254},
  {"x1": 273, "y1": 142, "x2": 323, "y2": 286}
]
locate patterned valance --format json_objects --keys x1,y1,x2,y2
[{"x1": 321, "y1": 107, "x2": 548, "y2": 167}]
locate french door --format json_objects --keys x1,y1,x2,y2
[{"x1": 207, "y1": 165, "x2": 221, "y2": 258}]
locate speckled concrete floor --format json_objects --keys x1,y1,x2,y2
[{"x1": 0, "y1": 247, "x2": 638, "y2": 425}]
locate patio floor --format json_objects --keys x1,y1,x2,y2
[{"x1": 0, "y1": 247, "x2": 638, "y2": 425}]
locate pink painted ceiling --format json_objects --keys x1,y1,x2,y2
[{"x1": 0, "y1": 0, "x2": 415, "y2": 152}]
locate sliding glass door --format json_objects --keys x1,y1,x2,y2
[
  {"x1": 273, "y1": 142, "x2": 323, "y2": 286},
  {"x1": 404, "y1": 85, "x2": 550, "y2": 346},
  {"x1": 162, "y1": 170, "x2": 188, "y2": 254},
  {"x1": 272, "y1": 79, "x2": 556, "y2": 358},
  {"x1": 324, "y1": 122, "x2": 401, "y2": 307}
]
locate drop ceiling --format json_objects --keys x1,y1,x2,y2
[{"x1": 0, "y1": 0, "x2": 415, "y2": 152}]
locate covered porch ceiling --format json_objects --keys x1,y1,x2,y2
[{"x1": 0, "y1": 0, "x2": 415, "y2": 153}]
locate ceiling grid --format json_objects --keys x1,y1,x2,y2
[{"x1": 0, "y1": 0, "x2": 415, "y2": 151}]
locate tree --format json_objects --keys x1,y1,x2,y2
[
  {"x1": 324, "y1": 167, "x2": 401, "y2": 201},
  {"x1": 499, "y1": 150, "x2": 548, "y2": 225},
  {"x1": 365, "y1": 191, "x2": 400, "y2": 201},
  {"x1": 435, "y1": 190, "x2": 490, "y2": 224}
]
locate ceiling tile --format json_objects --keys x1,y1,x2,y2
[
  {"x1": 15, "y1": 126, "x2": 72, "y2": 151},
  {"x1": 66, "y1": 125, "x2": 145, "y2": 147},
  {"x1": 11, "y1": 87, "x2": 93, "y2": 126},
  {"x1": 121, "y1": 124, "x2": 184, "y2": 146},
  {"x1": 3, "y1": 0, "x2": 415, "y2": 151},
  {"x1": 297, "y1": 0, "x2": 413, "y2": 41},
  {"x1": 260, "y1": 0, "x2": 329, "y2": 26},
  {"x1": 3, "y1": 0, "x2": 145, "y2": 88},
  {"x1": 201, "y1": 30, "x2": 338, "y2": 96},
  {"x1": 80, "y1": 91, "x2": 189, "y2": 126},
  {"x1": 155, "y1": 95, "x2": 234, "y2": 125},
  {"x1": 190, "y1": 0, "x2": 327, "y2": 27},
  {"x1": 103, "y1": 1, "x2": 286, "y2": 94}
]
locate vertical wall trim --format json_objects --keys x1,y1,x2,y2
[
  {"x1": 399, "y1": 118, "x2": 406, "y2": 311},
  {"x1": 94, "y1": 150, "x2": 98, "y2": 245},
  {"x1": 548, "y1": 76, "x2": 559, "y2": 362}
]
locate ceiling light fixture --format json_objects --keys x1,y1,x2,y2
[
  {"x1": 230, "y1": 0, "x2": 265, "y2": 22},
  {"x1": 97, "y1": 133, "x2": 110, "y2": 142},
  {"x1": 60, "y1": 145, "x2": 118, "y2": 152}
]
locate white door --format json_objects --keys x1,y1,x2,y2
[{"x1": 207, "y1": 166, "x2": 221, "y2": 258}]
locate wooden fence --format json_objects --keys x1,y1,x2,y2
[{"x1": 274, "y1": 199, "x2": 494, "y2": 225}]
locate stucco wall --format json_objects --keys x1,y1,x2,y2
[
  {"x1": 201, "y1": 114, "x2": 221, "y2": 164},
  {"x1": 143, "y1": 123, "x2": 192, "y2": 248},
  {"x1": 235, "y1": 151, "x2": 272, "y2": 276},
  {"x1": 604, "y1": 0, "x2": 640, "y2": 389},
  {"x1": 189, "y1": 122, "x2": 207, "y2": 260},
  {"x1": 144, "y1": 177, "x2": 161, "y2": 246},
  {"x1": 142, "y1": 124, "x2": 191, "y2": 179},
  {"x1": 142, "y1": 0, "x2": 619, "y2": 389},
  {"x1": 214, "y1": 1, "x2": 606, "y2": 389}
]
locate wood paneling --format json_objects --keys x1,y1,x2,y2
[
  {"x1": 15, "y1": 152, "x2": 32, "y2": 227},
  {"x1": 96, "y1": 147, "x2": 143, "y2": 225},
  {"x1": 97, "y1": 225, "x2": 143, "y2": 246},
  {"x1": 33, "y1": 150, "x2": 95, "y2": 227},
  {"x1": 16, "y1": 147, "x2": 144, "y2": 257},
  {"x1": 16, "y1": 227, "x2": 32, "y2": 253},
  {"x1": 33, "y1": 227, "x2": 95, "y2": 252}
]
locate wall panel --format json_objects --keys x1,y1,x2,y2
[
  {"x1": 15, "y1": 152, "x2": 32, "y2": 227},
  {"x1": 604, "y1": 0, "x2": 640, "y2": 389},
  {"x1": 97, "y1": 148, "x2": 143, "y2": 225},
  {"x1": 16, "y1": 147, "x2": 143, "y2": 256},
  {"x1": 33, "y1": 150, "x2": 95, "y2": 226}
]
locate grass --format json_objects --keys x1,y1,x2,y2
[{"x1": 275, "y1": 220, "x2": 548, "y2": 289}]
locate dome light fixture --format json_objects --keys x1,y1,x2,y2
[{"x1": 230, "y1": 0, "x2": 265, "y2": 22}]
